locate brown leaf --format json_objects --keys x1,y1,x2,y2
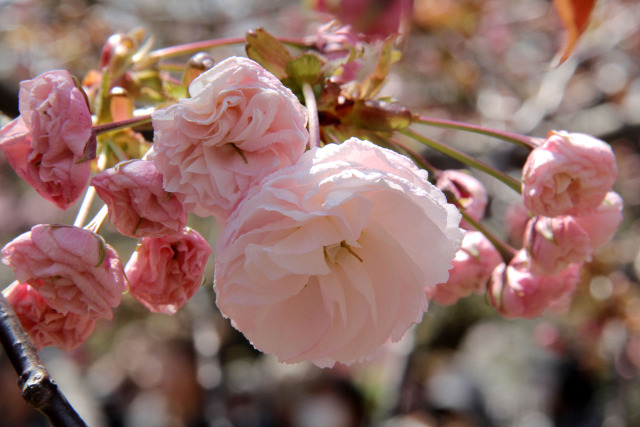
[{"x1": 553, "y1": 0, "x2": 597, "y2": 64}]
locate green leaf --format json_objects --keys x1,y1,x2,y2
[
  {"x1": 245, "y1": 28, "x2": 293, "y2": 80},
  {"x1": 285, "y1": 53, "x2": 325, "y2": 86}
]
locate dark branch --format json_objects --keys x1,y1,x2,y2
[{"x1": 0, "y1": 292, "x2": 88, "y2": 427}]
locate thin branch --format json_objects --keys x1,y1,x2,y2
[
  {"x1": 93, "y1": 115, "x2": 152, "y2": 136},
  {"x1": 0, "y1": 291, "x2": 87, "y2": 426}
]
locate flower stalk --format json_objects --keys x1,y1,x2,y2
[
  {"x1": 400, "y1": 128, "x2": 522, "y2": 194},
  {"x1": 414, "y1": 115, "x2": 540, "y2": 150},
  {"x1": 93, "y1": 115, "x2": 152, "y2": 136},
  {"x1": 303, "y1": 83, "x2": 321, "y2": 149}
]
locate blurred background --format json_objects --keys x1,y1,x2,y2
[{"x1": 1, "y1": 0, "x2": 640, "y2": 426}]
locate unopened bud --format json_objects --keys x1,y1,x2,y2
[
  {"x1": 109, "y1": 87, "x2": 134, "y2": 122},
  {"x1": 99, "y1": 33, "x2": 137, "y2": 74},
  {"x1": 182, "y1": 53, "x2": 215, "y2": 87}
]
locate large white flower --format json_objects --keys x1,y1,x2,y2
[
  {"x1": 149, "y1": 56, "x2": 308, "y2": 222},
  {"x1": 214, "y1": 138, "x2": 464, "y2": 367}
]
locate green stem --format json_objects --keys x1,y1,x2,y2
[
  {"x1": 401, "y1": 128, "x2": 522, "y2": 194},
  {"x1": 148, "y1": 36, "x2": 309, "y2": 60},
  {"x1": 302, "y1": 83, "x2": 321, "y2": 148},
  {"x1": 414, "y1": 115, "x2": 539, "y2": 150},
  {"x1": 93, "y1": 115, "x2": 152, "y2": 136},
  {"x1": 388, "y1": 137, "x2": 438, "y2": 176}
]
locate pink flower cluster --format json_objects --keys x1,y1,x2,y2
[
  {"x1": 1, "y1": 55, "x2": 622, "y2": 365},
  {"x1": 490, "y1": 131, "x2": 621, "y2": 318}
]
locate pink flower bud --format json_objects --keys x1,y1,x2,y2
[
  {"x1": 489, "y1": 250, "x2": 581, "y2": 319},
  {"x1": 524, "y1": 216, "x2": 592, "y2": 275},
  {"x1": 522, "y1": 131, "x2": 617, "y2": 217},
  {"x1": 1, "y1": 224, "x2": 126, "y2": 320},
  {"x1": 436, "y1": 170, "x2": 488, "y2": 229},
  {"x1": 573, "y1": 191, "x2": 623, "y2": 251},
  {"x1": 125, "y1": 228, "x2": 212, "y2": 315},
  {"x1": 427, "y1": 231, "x2": 502, "y2": 306},
  {"x1": 4, "y1": 282, "x2": 96, "y2": 351},
  {"x1": 505, "y1": 202, "x2": 530, "y2": 247},
  {"x1": 0, "y1": 70, "x2": 94, "y2": 209},
  {"x1": 91, "y1": 160, "x2": 188, "y2": 238}
]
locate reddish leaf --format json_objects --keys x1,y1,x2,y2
[{"x1": 553, "y1": 0, "x2": 597, "y2": 64}]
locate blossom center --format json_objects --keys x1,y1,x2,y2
[{"x1": 323, "y1": 240, "x2": 363, "y2": 264}]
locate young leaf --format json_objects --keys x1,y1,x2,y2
[
  {"x1": 553, "y1": 0, "x2": 597, "y2": 64},
  {"x1": 245, "y1": 28, "x2": 292, "y2": 79}
]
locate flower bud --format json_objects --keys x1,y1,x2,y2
[
  {"x1": 427, "y1": 231, "x2": 502, "y2": 306},
  {"x1": 1, "y1": 224, "x2": 126, "y2": 320},
  {"x1": 4, "y1": 282, "x2": 96, "y2": 351},
  {"x1": 125, "y1": 228, "x2": 212, "y2": 315},
  {"x1": 182, "y1": 52, "x2": 216, "y2": 88},
  {"x1": 91, "y1": 160, "x2": 188, "y2": 238},
  {"x1": 522, "y1": 131, "x2": 617, "y2": 217},
  {"x1": 99, "y1": 33, "x2": 137, "y2": 74},
  {"x1": 436, "y1": 170, "x2": 488, "y2": 229},
  {"x1": 524, "y1": 216, "x2": 592, "y2": 275},
  {"x1": 109, "y1": 87, "x2": 134, "y2": 122},
  {"x1": 489, "y1": 250, "x2": 581, "y2": 319}
]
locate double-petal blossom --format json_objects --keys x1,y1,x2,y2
[{"x1": 214, "y1": 138, "x2": 463, "y2": 367}]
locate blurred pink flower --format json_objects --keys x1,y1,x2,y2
[
  {"x1": 436, "y1": 169, "x2": 488, "y2": 229},
  {"x1": 149, "y1": 56, "x2": 309, "y2": 222},
  {"x1": 524, "y1": 216, "x2": 592, "y2": 275},
  {"x1": 91, "y1": 160, "x2": 188, "y2": 238},
  {"x1": 214, "y1": 138, "x2": 463, "y2": 367},
  {"x1": 1, "y1": 224, "x2": 125, "y2": 320},
  {"x1": 427, "y1": 231, "x2": 502, "y2": 306},
  {"x1": 311, "y1": 20, "x2": 363, "y2": 59},
  {"x1": 125, "y1": 228, "x2": 212, "y2": 315},
  {"x1": 311, "y1": 0, "x2": 412, "y2": 39},
  {"x1": 522, "y1": 131, "x2": 617, "y2": 217},
  {"x1": 0, "y1": 70, "x2": 95, "y2": 209},
  {"x1": 489, "y1": 250, "x2": 581, "y2": 319},
  {"x1": 574, "y1": 191, "x2": 623, "y2": 251},
  {"x1": 4, "y1": 282, "x2": 96, "y2": 351}
]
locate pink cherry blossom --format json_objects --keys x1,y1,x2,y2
[
  {"x1": 489, "y1": 250, "x2": 581, "y2": 319},
  {"x1": 427, "y1": 231, "x2": 502, "y2": 306},
  {"x1": 0, "y1": 70, "x2": 95, "y2": 209},
  {"x1": 4, "y1": 282, "x2": 96, "y2": 351},
  {"x1": 149, "y1": 56, "x2": 309, "y2": 222},
  {"x1": 436, "y1": 170, "x2": 488, "y2": 229},
  {"x1": 1, "y1": 224, "x2": 126, "y2": 320},
  {"x1": 573, "y1": 191, "x2": 623, "y2": 251},
  {"x1": 91, "y1": 160, "x2": 188, "y2": 238},
  {"x1": 125, "y1": 228, "x2": 212, "y2": 315},
  {"x1": 524, "y1": 216, "x2": 592, "y2": 275},
  {"x1": 522, "y1": 131, "x2": 617, "y2": 217},
  {"x1": 214, "y1": 138, "x2": 463, "y2": 367},
  {"x1": 311, "y1": 21, "x2": 363, "y2": 60}
]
